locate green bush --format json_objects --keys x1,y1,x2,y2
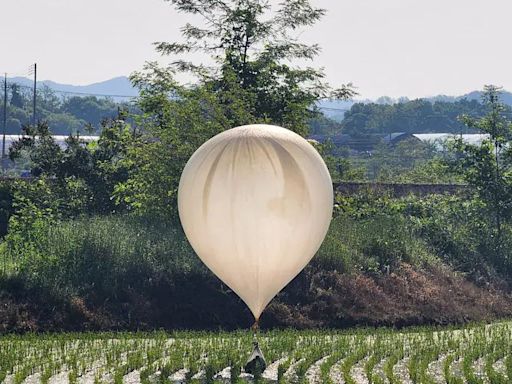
[
  {"x1": 3, "y1": 215, "x2": 203, "y2": 298},
  {"x1": 317, "y1": 213, "x2": 433, "y2": 273},
  {"x1": 333, "y1": 191, "x2": 512, "y2": 277}
]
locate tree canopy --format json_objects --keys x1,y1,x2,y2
[
  {"x1": 137, "y1": 0, "x2": 355, "y2": 136},
  {"x1": 121, "y1": 0, "x2": 355, "y2": 217},
  {"x1": 0, "y1": 85, "x2": 126, "y2": 135},
  {"x1": 450, "y1": 86, "x2": 512, "y2": 263},
  {"x1": 340, "y1": 98, "x2": 502, "y2": 136}
]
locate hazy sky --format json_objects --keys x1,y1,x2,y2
[{"x1": 1, "y1": 0, "x2": 511, "y2": 99}]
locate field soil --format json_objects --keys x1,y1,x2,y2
[{"x1": 1, "y1": 263, "x2": 512, "y2": 332}]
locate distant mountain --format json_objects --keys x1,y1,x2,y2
[
  {"x1": 9, "y1": 76, "x2": 138, "y2": 100},
  {"x1": 8, "y1": 75, "x2": 512, "y2": 118}
]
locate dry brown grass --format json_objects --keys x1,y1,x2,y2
[
  {"x1": 2, "y1": 262, "x2": 512, "y2": 332},
  {"x1": 264, "y1": 263, "x2": 512, "y2": 328}
]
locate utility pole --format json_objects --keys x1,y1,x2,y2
[
  {"x1": 2, "y1": 73, "x2": 6, "y2": 172},
  {"x1": 32, "y1": 63, "x2": 37, "y2": 126}
]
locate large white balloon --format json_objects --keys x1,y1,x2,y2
[{"x1": 178, "y1": 124, "x2": 333, "y2": 320}]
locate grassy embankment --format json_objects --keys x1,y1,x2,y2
[{"x1": 2, "y1": 191, "x2": 512, "y2": 331}]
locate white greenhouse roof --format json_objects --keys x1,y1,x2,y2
[{"x1": 413, "y1": 133, "x2": 490, "y2": 146}]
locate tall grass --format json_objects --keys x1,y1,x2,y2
[
  {"x1": 0, "y1": 207, "x2": 441, "y2": 300},
  {"x1": 317, "y1": 213, "x2": 435, "y2": 273},
  {"x1": 2, "y1": 211, "x2": 437, "y2": 296},
  {"x1": 3, "y1": 215, "x2": 203, "y2": 298}
]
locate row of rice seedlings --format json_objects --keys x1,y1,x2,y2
[
  {"x1": 484, "y1": 352, "x2": 507, "y2": 384},
  {"x1": 2, "y1": 322, "x2": 512, "y2": 383},
  {"x1": 192, "y1": 336, "x2": 247, "y2": 382},
  {"x1": 407, "y1": 332, "x2": 443, "y2": 384},
  {"x1": 341, "y1": 337, "x2": 370, "y2": 384},
  {"x1": 504, "y1": 354, "x2": 512, "y2": 381},
  {"x1": 483, "y1": 324, "x2": 510, "y2": 384},
  {"x1": 6, "y1": 338, "x2": 71, "y2": 384},
  {"x1": 443, "y1": 353, "x2": 463, "y2": 384},
  {"x1": 461, "y1": 327, "x2": 488, "y2": 384},
  {"x1": 318, "y1": 337, "x2": 351, "y2": 384},
  {"x1": 365, "y1": 336, "x2": 388, "y2": 384},
  {"x1": 383, "y1": 341, "x2": 405, "y2": 384},
  {"x1": 293, "y1": 341, "x2": 331, "y2": 383}
]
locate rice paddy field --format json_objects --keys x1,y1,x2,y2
[{"x1": 1, "y1": 321, "x2": 512, "y2": 384}]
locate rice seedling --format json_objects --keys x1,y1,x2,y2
[{"x1": 0, "y1": 322, "x2": 511, "y2": 383}]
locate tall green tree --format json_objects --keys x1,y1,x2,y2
[
  {"x1": 137, "y1": 0, "x2": 355, "y2": 136},
  {"x1": 453, "y1": 85, "x2": 512, "y2": 257},
  {"x1": 115, "y1": 80, "x2": 229, "y2": 217},
  {"x1": 124, "y1": 0, "x2": 355, "y2": 216}
]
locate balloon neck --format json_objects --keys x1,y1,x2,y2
[{"x1": 251, "y1": 318, "x2": 260, "y2": 340}]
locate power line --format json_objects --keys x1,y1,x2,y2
[
  {"x1": 50, "y1": 89, "x2": 137, "y2": 99},
  {"x1": 317, "y1": 106, "x2": 350, "y2": 112},
  {"x1": 4, "y1": 81, "x2": 137, "y2": 99},
  {"x1": 1, "y1": 80, "x2": 349, "y2": 104},
  {"x1": 0, "y1": 83, "x2": 350, "y2": 104}
]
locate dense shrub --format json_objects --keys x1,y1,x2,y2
[
  {"x1": 4, "y1": 215, "x2": 202, "y2": 297},
  {"x1": 0, "y1": 181, "x2": 14, "y2": 238},
  {"x1": 316, "y1": 213, "x2": 433, "y2": 273},
  {"x1": 335, "y1": 191, "x2": 512, "y2": 278}
]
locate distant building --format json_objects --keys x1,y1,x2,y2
[
  {"x1": 309, "y1": 132, "x2": 491, "y2": 152},
  {"x1": 413, "y1": 133, "x2": 489, "y2": 148},
  {"x1": 381, "y1": 132, "x2": 417, "y2": 145}
]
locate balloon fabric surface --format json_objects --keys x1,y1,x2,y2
[{"x1": 178, "y1": 124, "x2": 333, "y2": 320}]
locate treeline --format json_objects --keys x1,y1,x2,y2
[
  {"x1": 0, "y1": 83, "x2": 130, "y2": 135},
  {"x1": 340, "y1": 98, "x2": 511, "y2": 136},
  {"x1": 4, "y1": 82, "x2": 504, "y2": 139}
]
